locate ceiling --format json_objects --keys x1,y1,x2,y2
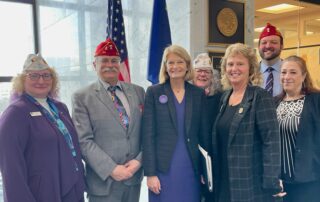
[{"x1": 254, "y1": 0, "x2": 320, "y2": 42}]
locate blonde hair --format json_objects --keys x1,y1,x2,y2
[
  {"x1": 220, "y1": 43, "x2": 262, "y2": 90},
  {"x1": 11, "y1": 67, "x2": 60, "y2": 98},
  {"x1": 159, "y1": 45, "x2": 194, "y2": 84}
]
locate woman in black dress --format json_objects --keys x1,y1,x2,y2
[
  {"x1": 193, "y1": 53, "x2": 222, "y2": 202},
  {"x1": 276, "y1": 55, "x2": 320, "y2": 202}
]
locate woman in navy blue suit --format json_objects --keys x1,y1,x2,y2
[
  {"x1": 276, "y1": 56, "x2": 320, "y2": 202},
  {"x1": 142, "y1": 45, "x2": 209, "y2": 202}
]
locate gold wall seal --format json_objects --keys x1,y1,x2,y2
[{"x1": 217, "y1": 8, "x2": 238, "y2": 37}]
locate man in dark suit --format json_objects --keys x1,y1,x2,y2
[{"x1": 72, "y1": 38, "x2": 145, "y2": 202}]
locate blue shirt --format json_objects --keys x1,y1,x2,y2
[{"x1": 260, "y1": 59, "x2": 282, "y2": 97}]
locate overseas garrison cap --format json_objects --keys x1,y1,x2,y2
[
  {"x1": 259, "y1": 23, "x2": 283, "y2": 40},
  {"x1": 23, "y1": 54, "x2": 50, "y2": 71},
  {"x1": 94, "y1": 38, "x2": 120, "y2": 57},
  {"x1": 193, "y1": 53, "x2": 213, "y2": 70}
]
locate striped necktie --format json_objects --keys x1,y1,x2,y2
[
  {"x1": 265, "y1": 67, "x2": 274, "y2": 95},
  {"x1": 108, "y1": 86, "x2": 129, "y2": 129}
]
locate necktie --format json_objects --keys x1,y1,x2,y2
[
  {"x1": 265, "y1": 67, "x2": 274, "y2": 95},
  {"x1": 108, "y1": 86, "x2": 129, "y2": 129}
]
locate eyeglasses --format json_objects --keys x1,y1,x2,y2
[
  {"x1": 195, "y1": 69, "x2": 212, "y2": 74},
  {"x1": 26, "y1": 73, "x2": 53, "y2": 81},
  {"x1": 97, "y1": 58, "x2": 121, "y2": 65}
]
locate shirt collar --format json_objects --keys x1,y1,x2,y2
[
  {"x1": 99, "y1": 79, "x2": 123, "y2": 91},
  {"x1": 261, "y1": 59, "x2": 282, "y2": 73}
]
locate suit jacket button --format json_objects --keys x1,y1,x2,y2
[
  {"x1": 127, "y1": 136, "x2": 130, "y2": 140},
  {"x1": 187, "y1": 138, "x2": 190, "y2": 142},
  {"x1": 126, "y1": 153, "x2": 129, "y2": 157}
]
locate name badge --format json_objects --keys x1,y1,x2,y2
[{"x1": 30, "y1": 111, "x2": 42, "y2": 116}]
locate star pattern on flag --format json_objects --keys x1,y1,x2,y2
[{"x1": 107, "y1": 0, "x2": 130, "y2": 82}]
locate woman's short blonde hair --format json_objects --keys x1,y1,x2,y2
[
  {"x1": 11, "y1": 67, "x2": 59, "y2": 98},
  {"x1": 220, "y1": 43, "x2": 262, "y2": 90},
  {"x1": 159, "y1": 45, "x2": 194, "y2": 84}
]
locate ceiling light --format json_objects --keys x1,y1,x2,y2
[{"x1": 257, "y1": 3, "x2": 304, "y2": 14}]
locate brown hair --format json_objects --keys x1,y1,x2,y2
[{"x1": 278, "y1": 55, "x2": 319, "y2": 100}]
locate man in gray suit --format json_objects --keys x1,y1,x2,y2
[{"x1": 72, "y1": 38, "x2": 145, "y2": 202}]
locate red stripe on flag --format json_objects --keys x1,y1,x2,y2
[{"x1": 118, "y1": 59, "x2": 130, "y2": 82}]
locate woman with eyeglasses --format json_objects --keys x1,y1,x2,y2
[
  {"x1": 0, "y1": 54, "x2": 85, "y2": 202},
  {"x1": 192, "y1": 53, "x2": 222, "y2": 202}
]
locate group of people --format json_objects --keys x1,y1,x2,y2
[{"x1": 0, "y1": 23, "x2": 319, "y2": 202}]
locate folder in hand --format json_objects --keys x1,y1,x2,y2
[{"x1": 198, "y1": 144, "x2": 213, "y2": 192}]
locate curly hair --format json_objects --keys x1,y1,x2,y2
[
  {"x1": 159, "y1": 45, "x2": 194, "y2": 84},
  {"x1": 11, "y1": 67, "x2": 60, "y2": 98},
  {"x1": 210, "y1": 69, "x2": 223, "y2": 95},
  {"x1": 220, "y1": 43, "x2": 262, "y2": 90}
]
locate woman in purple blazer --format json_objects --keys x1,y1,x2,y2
[{"x1": 0, "y1": 54, "x2": 85, "y2": 202}]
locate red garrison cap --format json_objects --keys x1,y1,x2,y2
[
  {"x1": 259, "y1": 23, "x2": 283, "y2": 40},
  {"x1": 94, "y1": 38, "x2": 120, "y2": 57}
]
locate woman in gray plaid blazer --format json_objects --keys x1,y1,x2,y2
[{"x1": 211, "y1": 43, "x2": 285, "y2": 202}]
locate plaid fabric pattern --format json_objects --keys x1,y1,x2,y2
[{"x1": 212, "y1": 86, "x2": 281, "y2": 202}]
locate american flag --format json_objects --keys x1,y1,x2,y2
[{"x1": 106, "y1": 0, "x2": 130, "y2": 82}]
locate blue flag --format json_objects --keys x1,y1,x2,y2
[{"x1": 147, "y1": 0, "x2": 172, "y2": 84}]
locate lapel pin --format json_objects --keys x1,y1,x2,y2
[
  {"x1": 138, "y1": 104, "x2": 144, "y2": 113},
  {"x1": 30, "y1": 111, "x2": 42, "y2": 116},
  {"x1": 239, "y1": 107, "x2": 243, "y2": 114},
  {"x1": 159, "y1": 95, "x2": 168, "y2": 104}
]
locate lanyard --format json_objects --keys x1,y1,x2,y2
[{"x1": 25, "y1": 94, "x2": 78, "y2": 171}]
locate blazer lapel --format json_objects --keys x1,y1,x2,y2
[
  {"x1": 184, "y1": 83, "x2": 192, "y2": 136},
  {"x1": 94, "y1": 81, "x2": 124, "y2": 128},
  {"x1": 120, "y1": 82, "x2": 135, "y2": 133},
  {"x1": 228, "y1": 86, "x2": 254, "y2": 146},
  {"x1": 295, "y1": 95, "x2": 309, "y2": 145},
  {"x1": 23, "y1": 96, "x2": 64, "y2": 136},
  {"x1": 164, "y1": 82, "x2": 178, "y2": 133}
]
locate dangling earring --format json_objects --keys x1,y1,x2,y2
[{"x1": 302, "y1": 81, "x2": 306, "y2": 94}]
